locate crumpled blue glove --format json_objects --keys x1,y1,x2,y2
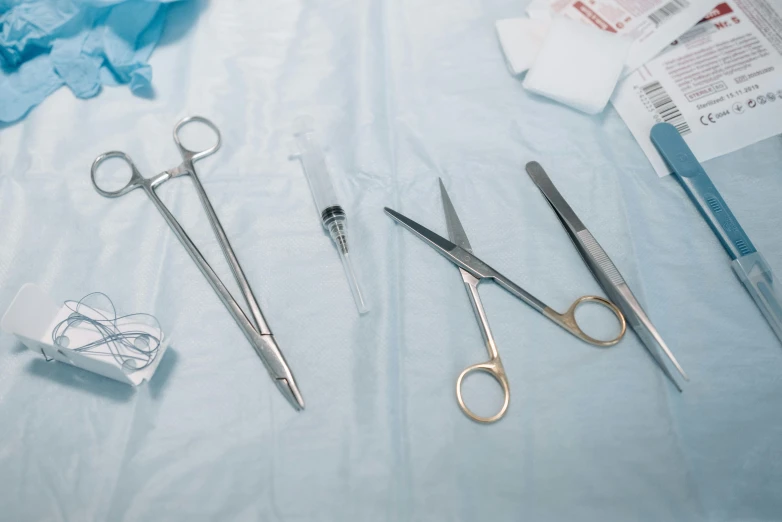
[{"x1": 0, "y1": 0, "x2": 185, "y2": 123}]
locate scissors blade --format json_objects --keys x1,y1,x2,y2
[
  {"x1": 387, "y1": 206, "x2": 513, "y2": 290},
  {"x1": 438, "y1": 179, "x2": 473, "y2": 253},
  {"x1": 384, "y1": 207, "x2": 460, "y2": 255}
]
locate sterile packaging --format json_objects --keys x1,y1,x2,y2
[
  {"x1": 732, "y1": 252, "x2": 782, "y2": 342},
  {"x1": 496, "y1": 0, "x2": 716, "y2": 113},
  {"x1": 1, "y1": 284, "x2": 170, "y2": 386},
  {"x1": 546, "y1": 0, "x2": 716, "y2": 74},
  {"x1": 500, "y1": 0, "x2": 714, "y2": 77},
  {"x1": 612, "y1": 0, "x2": 782, "y2": 176}
]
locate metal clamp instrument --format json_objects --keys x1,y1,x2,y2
[{"x1": 91, "y1": 116, "x2": 304, "y2": 410}]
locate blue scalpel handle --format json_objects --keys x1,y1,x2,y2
[
  {"x1": 650, "y1": 122, "x2": 782, "y2": 343},
  {"x1": 650, "y1": 122, "x2": 754, "y2": 260}
]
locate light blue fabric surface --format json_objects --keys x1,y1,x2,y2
[
  {"x1": 1, "y1": 0, "x2": 781, "y2": 520},
  {"x1": 0, "y1": 0, "x2": 183, "y2": 122}
]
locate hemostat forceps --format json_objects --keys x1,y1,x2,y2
[
  {"x1": 385, "y1": 179, "x2": 626, "y2": 423},
  {"x1": 90, "y1": 116, "x2": 304, "y2": 411},
  {"x1": 526, "y1": 161, "x2": 688, "y2": 391}
]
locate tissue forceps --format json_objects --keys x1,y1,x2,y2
[
  {"x1": 384, "y1": 179, "x2": 626, "y2": 423},
  {"x1": 525, "y1": 161, "x2": 688, "y2": 390},
  {"x1": 90, "y1": 116, "x2": 304, "y2": 411}
]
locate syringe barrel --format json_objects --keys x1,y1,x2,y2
[
  {"x1": 292, "y1": 118, "x2": 369, "y2": 315},
  {"x1": 294, "y1": 126, "x2": 340, "y2": 217}
]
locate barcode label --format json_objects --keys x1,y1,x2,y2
[
  {"x1": 642, "y1": 81, "x2": 691, "y2": 135},
  {"x1": 648, "y1": 0, "x2": 689, "y2": 26}
]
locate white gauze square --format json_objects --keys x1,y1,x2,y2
[
  {"x1": 495, "y1": 17, "x2": 551, "y2": 76},
  {"x1": 522, "y1": 17, "x2": 632, "y2": 114}
]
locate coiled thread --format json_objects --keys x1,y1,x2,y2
[{"x1": 50, "y1": 292, "x2": 161, "y2": 372}]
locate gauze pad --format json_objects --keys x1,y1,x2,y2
[
  {"x1": 522, "y1": 16, "x2": 632, "y2": 114},
  {"x1": 495, "y1": 17, "x2": 551, "y2": 75}
]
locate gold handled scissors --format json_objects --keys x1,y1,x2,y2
[{"x1": 384, "y1": 179, "x2": 626, "y2": 423}]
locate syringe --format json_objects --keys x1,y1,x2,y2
[{"x1": 292, "y1": 117, "x2": 369, "y2": 315}]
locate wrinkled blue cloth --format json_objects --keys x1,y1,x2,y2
[{"x1": 0, "y1": 0, "x2": 183, "y2": 122}]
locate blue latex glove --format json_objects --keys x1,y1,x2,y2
[{"x1": 0, "y1": 0, "x2": 184, "y2": 123}]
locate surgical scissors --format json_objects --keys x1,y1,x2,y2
[
  {"x1": 90, "y1": 116, "x2": 304, "y2": 411},
  {"x1": 385, "y1": 179, "x2": 626, "y2": 423}
]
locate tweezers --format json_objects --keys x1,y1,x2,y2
[{"x1": 526, "y1": 161, "x2": 688, "y2": 390}]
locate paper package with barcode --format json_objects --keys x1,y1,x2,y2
[{"x1": 611, "y1": 0, "x2": 782, "y2": 176}]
